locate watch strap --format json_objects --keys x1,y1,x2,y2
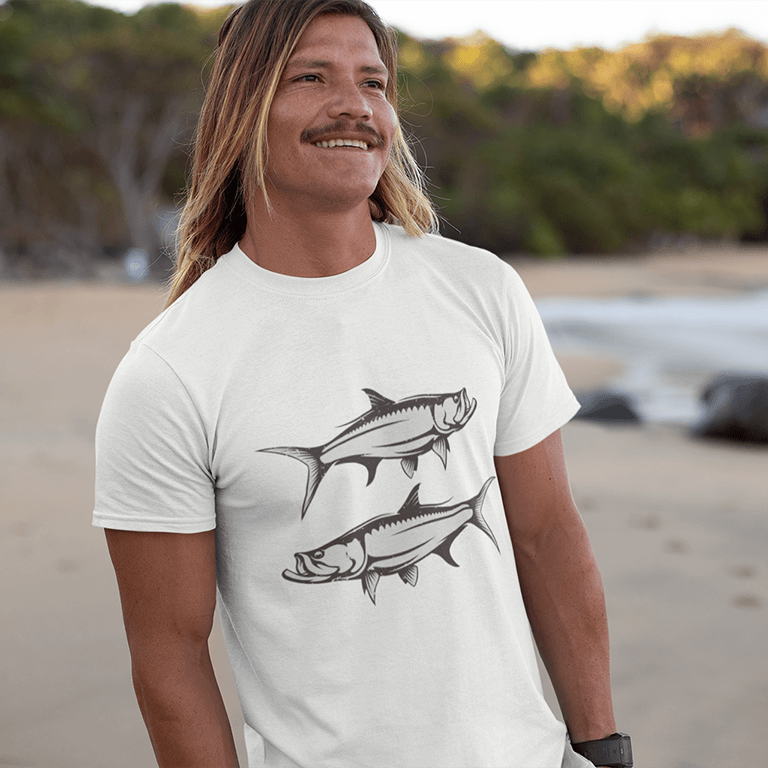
[{"x1": 571, "y1": 732, "x2": 633, "y2": 767}]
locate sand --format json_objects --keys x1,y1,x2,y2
[{"x1": 1, "y1": 247, "x2": 766, "y2": 768}]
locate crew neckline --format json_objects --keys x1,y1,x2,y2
[{"x1": 221, "y1": 221, "x2": 390, "y2": 297}]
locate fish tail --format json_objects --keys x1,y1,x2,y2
[
  {"x1": 260, "y1": 446, "x2": 327, "y2": 518},
  {"x1": 469, "y1": 477, "x2": 499, "y2": 552}
]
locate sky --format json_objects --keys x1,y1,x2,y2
[{"x1": 84, "y1": 0, "x2": 768, "y2": 51}]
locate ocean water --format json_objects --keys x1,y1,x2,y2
[{"x1": 536, "y1": 290, "x2": 768, "y2": 424}]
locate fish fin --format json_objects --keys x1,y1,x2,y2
[
  {"x1": 336, "y1": 455, "x2": 381, "y2": 485},
  {"x1": 259, "y1": 446, "x2": 327, "y2": 519},
  {"x1": 362, "y1": 570, "x2": 380, "y2": 604},
  {"x1": 401, "y1": 455, "x2": 418, "y2": 478},
  {"x1": 362, "y1": 388, "x2": 396, "y2": 411},
  {"x1": 433, "y1": 537, "x2": 461, "y2": 567},
  {"x1": 359, "y1": 457, "x2": 381, "y2": 486},
  {"x1": 398, "y1": 484, "x2": 421, "y2": 515},
  {"x1": 432, "y1": 436, "x2": 449, "y2": 468},
  {"x1": 468, "y1": 477, "x2": 499, "y2": 552},
  {"x1": 399, "y1": 564, "x2": 419, "y2": 587}
]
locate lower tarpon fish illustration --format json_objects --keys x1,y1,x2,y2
[
  {"x1": 282, "y1": 477, "x2": 498, "y2": 604},
  {"x1": 261, "y1": 388, "x2": 477, "y2": 517}
]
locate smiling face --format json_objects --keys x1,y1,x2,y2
[{"x1": 263, "y1": 13, "x2": 397, "y2": 215}]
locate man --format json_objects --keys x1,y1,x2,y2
[{"x1": 94, "y1": 1, "x2": 631, "y2": 767}]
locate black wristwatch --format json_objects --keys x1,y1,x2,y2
[{"x1": 571, "y1": 732, "x2": 633, "y2": 767}]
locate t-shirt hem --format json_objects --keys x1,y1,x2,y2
[
  {"x1": 92, "y1": 511, "x2": 215, "y2": 534},
  {"x1": 494, "y1": 395, "x2": 581, "y2": 456}
]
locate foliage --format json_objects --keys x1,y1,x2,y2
[
  {"x1": 0, "y1": 0, "x2": 223, "y2": 275},
  {"x1": 0, "y1": 2, "x2": 767, "y2": 273},
  {"x1": 401, "y1": 30, "x2": 768, "y2": 254}
]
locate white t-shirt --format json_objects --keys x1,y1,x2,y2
[{"x1": 94, "y1": 223, "x2": 588, "y2": 768}]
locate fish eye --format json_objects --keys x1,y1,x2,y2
[{"x1": 312, "y1": 550, "x2": 324, "y2": 559}]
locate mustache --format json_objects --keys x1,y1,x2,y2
[{"x1": 301, "y1": 120, "x2": 385, "y2": 148}]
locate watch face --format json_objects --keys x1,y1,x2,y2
[{"x1": 617, "y1": 734, "x2": 633, "y2": 767}]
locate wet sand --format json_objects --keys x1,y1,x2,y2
[{"x1": 1, "y1": 246, "x2": 766, "y2": 768}]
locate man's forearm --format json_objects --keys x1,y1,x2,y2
[
  {"x1": 131, "y1": 642, "x2": 239, "y2": 768},
  {"x1": 513, "y1": 510, "x2": 616, "y2": 744}
]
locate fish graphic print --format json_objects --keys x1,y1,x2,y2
[
  {"x1": 260, "y1": 388, "x2": 477, "y2": 517},
  {"x1": 283, "y1": 478, "x2": 498, "y2": 604}
]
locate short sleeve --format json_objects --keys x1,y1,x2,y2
[
  {"x1": 494, "y1": 265, "x2": 580, "y2": 455},
  {"x1": 93, "y1": 343, "x2": 216, "y2": 532}
]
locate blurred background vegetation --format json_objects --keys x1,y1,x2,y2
[{"x1": 1, "y1": 0, "x2": 767, "y2": 278}]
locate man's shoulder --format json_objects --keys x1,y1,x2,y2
[
  {"x1": 385, "y1": 224, "x2": 512, "y2": 283},
  {"x1": 131, "y1": 253, "x2": 239, "y2": 361}
]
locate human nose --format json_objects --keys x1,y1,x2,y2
[{"x1": 326, "y1": 79, "x2": 372, "y2": 121}]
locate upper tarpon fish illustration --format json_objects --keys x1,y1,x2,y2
[
  {"x1": 260, "y1": 388, "x2": 477, "y2": 517},
  {"x1": 282, "y1": 478, "x2": 498, "y2": 604}
]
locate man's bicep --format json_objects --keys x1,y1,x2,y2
[
  {"x1": 494, "y1": 429, "x2": 580, "y2": 547},
  {"x1": 105, "y1": 529, "x2": 218, "y2": 650}
]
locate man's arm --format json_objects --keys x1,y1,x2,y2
[
  {"x1": 494, "y1": 430, "x2": 616, "y2": 748},
  {"x1": 105, "y1": 529, "x2": 239, "y2": 768}
]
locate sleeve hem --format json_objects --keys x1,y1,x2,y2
[
  {"x1": 494, "y1": 395, "x2": 581, "y2": 457},
  {"x1": 92, "y1": 512, "x2": 216, "y2": 534}
]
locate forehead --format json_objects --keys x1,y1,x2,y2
[{"x1": 289, "y1": 14, "x2": 385, "y2": 68}]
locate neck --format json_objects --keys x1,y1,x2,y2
[{"x1": 240, "y1": 198, "x2": 378, "y2": 278}]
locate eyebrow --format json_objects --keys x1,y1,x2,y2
[{"x1": 284, "y1": 58, "x2": 388, "y2": 76}]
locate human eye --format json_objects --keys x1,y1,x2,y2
[
  {"x1": 295, "y1": 73, "x2": 321, "y2": 83},
  {"x1": 363, "y1": 78, "x2": 385, "y2": 89}
]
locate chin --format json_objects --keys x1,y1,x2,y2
[{"x1": 313, "y1": 185, "x2": 380, "y2": 213}]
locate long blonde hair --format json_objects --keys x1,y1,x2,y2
[{"x1": 166, "y1": 0, "x2": 437, "y2": 307}]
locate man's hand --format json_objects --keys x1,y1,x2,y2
[
  {"x1": 495, "y1": 430, "x2": 617, "y2": 744},
  {"x1": 106, "y1": 528, "x2": 239, "y2": 768}
]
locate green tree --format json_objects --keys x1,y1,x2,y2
[
  {"x1": 2, "y1": 8, "x2": 766, "y2": 270},
  {"x1": 397, "y1": 31, "x2": 768, "y2": 255},
  {"x1": 0, "y1": 0, "x2": 105, "y2": 275},
  {"x1": 1, "y1": 0, "x2": 224, "y2": 275},
  {"x1": 39, "y1": 0, "x2": 215, "y2": 269}
]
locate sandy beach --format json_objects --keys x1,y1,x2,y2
[{"x1": 1, "y1": 245, "x2": 766, "y2": 768}]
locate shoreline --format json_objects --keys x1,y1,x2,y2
[
  {"x1": 506, "y1": 244, "x2": 768, "y2": 299},
  {"x1": 5, "y1": 240, "x2": 768, "y2": 296}
]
